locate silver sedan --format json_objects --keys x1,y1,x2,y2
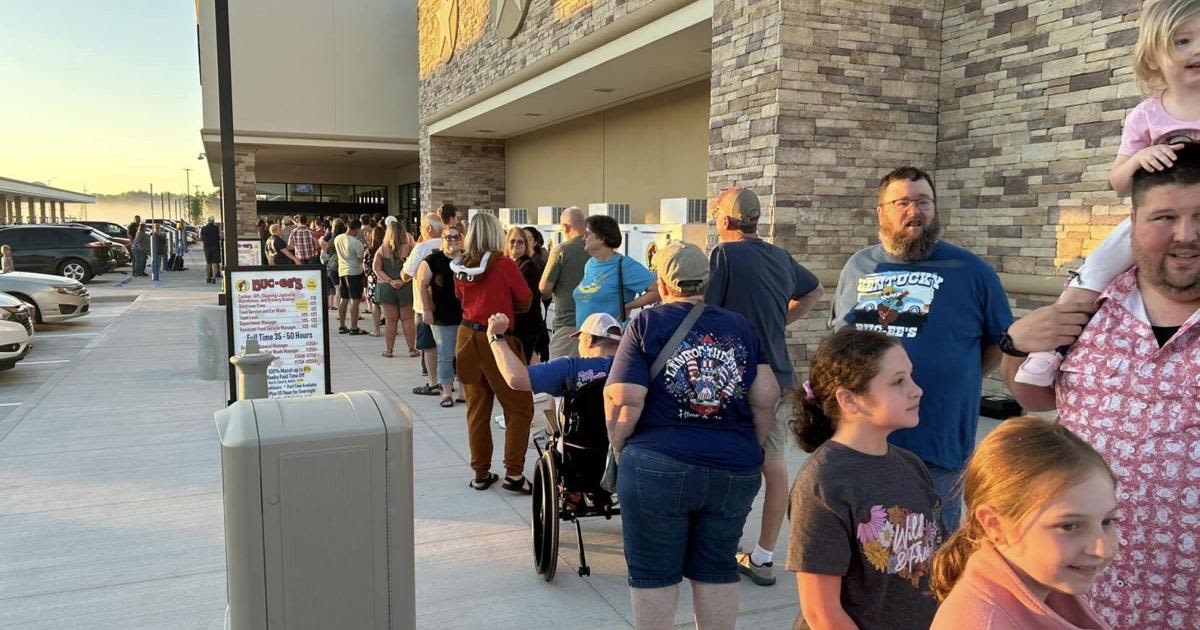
[{"x1": 0, "y1": 272, "x2": 90, "y2": 323}]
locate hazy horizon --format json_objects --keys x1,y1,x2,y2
[{"x1": 0, "y1": 2, "x2": 214, "y2": 196}]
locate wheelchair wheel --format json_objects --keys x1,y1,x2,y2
[{"x1": 531, "y1": 450, "x2": 560, "y2": 581}]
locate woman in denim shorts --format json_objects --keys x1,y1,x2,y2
[{"x1": 605, "y1": 242, "x2": 780, "y2": 629}]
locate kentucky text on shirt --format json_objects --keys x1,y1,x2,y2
[{"x1": 856, "y1": 271, "x2": 944, "y2": 293}]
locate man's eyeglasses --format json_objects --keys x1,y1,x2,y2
[{"x1": 884, "y1": 198, "x2": 935, "y2": 211}]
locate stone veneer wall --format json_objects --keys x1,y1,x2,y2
[
  {"x1": 234, "y1": 151, "x2": 259, "y2": 239},
  {"x1": 708, "y1": 0, "x2": 943, "y2": 369},
  {"x1": 754, "y1": 0, "x2": 1142, "y2": 380},
  {"x1": 420, "y1": 133, "x2": 507, "y2": 212},
  {"x1": 418, "y1": 0, "x2": 673, "y2": 117},
  {"x1": 937, "y1": 0, "x2": 1141, "y2": 276}
]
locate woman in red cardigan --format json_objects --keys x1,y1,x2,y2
[{"x1": 454, "y1": 212, "x2": 536, "y2": 493}]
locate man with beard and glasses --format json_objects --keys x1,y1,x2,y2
[
  {"x1": 1001, "y1": 144, "x2": 1200, "y2": 629},
  {"x1": 830, "y1": 166, "x2": 1012, "y2": 531}
]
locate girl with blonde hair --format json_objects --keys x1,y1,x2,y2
[
  {"x1": 452, "y1": 213, "x2": 535, "y2": 493},
  {"x1": 930, "y1": 416, "x2": 1117, "y2": 629}
]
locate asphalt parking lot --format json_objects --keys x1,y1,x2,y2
[{"x1": 0, "y1": 275, "x2": 139, "y2": 429}]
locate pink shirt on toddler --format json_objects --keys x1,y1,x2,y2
[
  {"x1": 1118, "y1": 96, "x2": 1200, "y2": 156},
  {"x1": 931, "y1": 543, "x2": 1111, "y2": 630}
]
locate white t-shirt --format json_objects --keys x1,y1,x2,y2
[
  {"x1": 404, "y1": 238, "x2": 441, "y2": 315},
  {"x1": 334, "y1": 233, "x2": 365, "y2": 277}
]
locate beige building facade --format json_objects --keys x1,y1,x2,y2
[
  {"x1": 196, "y1": 0, "x2": 421, "y2": 238},
  {"x1": 420, "y1": 0, "x2": 1140, "y2": 374}
]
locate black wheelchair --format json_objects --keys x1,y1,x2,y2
[{"x1": 530, "y1": 377, "x2": 619, "y2": 581}]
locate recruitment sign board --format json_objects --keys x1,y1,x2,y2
[
  {"x1": 227, "y1": 266, "x2": 331, "y2": 400},
  {"x1": 236, "y1": 239, "x2": 262, "y2": 267}
]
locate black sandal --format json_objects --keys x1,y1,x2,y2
[
  {"x1": 348, "y1": 328, "x2": 367, "y2": 336},
  {"x1": 501, "y1": 475, "x2": 533, "y2": 495},
  {"x1": 470, "y1": 472, "x2": 499, "y2": 491},
  {"x1": 412, "y1": 383, "x2": 442, "y2": 396}
]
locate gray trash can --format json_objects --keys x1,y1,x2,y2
[{"x1": 215, "y1": 391, "x2": 414, "y2": 630}]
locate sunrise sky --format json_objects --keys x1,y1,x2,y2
[{"x1": 0, "y1": 2, "x2": 211, "y2": 197}]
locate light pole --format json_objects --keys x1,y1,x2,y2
[{"x1": 183, "y1": 168, "x2": 192, "y2": 224}]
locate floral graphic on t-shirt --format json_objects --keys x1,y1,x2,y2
[{"x1": 856, "y1": 504, "x2": 939, "y2": 588}]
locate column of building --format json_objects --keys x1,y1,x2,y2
[
  {"x1": 707, "y1": 0, "x2": 942, "y2": 365},
  {"x1": 234, "y1": 150, "x2": 259, "y2": 239},
  {"x1": 419, "y1": 128, "x2": 506, "y2": 213}
]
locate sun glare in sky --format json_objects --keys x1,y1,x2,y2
[{"x1": 0, "y1": 2, "x2": 210, "y2": 196}]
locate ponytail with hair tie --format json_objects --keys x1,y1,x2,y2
[{"x1": 789, "y1": 329, "x2": 899, "y2": 454}]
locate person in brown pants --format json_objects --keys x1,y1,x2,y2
[{"x1": 452, "y1": 212, "x2": 536, "y2": 494}]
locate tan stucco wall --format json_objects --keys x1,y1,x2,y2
[
  {"x1": 199, "y1": 0, "x2": 418, "y2": 142},
  {"x1": 505, "y1": 81, "x2": 709, "y2": 222}
]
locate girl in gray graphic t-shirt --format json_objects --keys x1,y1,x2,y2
[{"x1": 786, "y1": 328, "x2": 943, "y2": 630}]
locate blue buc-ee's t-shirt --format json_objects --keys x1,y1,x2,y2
[
  {"x1": 608, "y1": 302, "x2": 767, "y2": 471},
  {"x1": 528, "y1": 356, "x2": 614, "y2": 397},
  {"x1": 573, "y1": 254, "x2": 656, "y2": 327},
  {"x1": 830, "y1": 242, "x2": 1012, "y2": 471}
]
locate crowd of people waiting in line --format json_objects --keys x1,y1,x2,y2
[{"x1": 225, "y1": 3, "x2": 1198, "y2": 626}]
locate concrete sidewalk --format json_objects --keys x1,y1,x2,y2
[{"x1": 0, "y1": 257, "x2": 998, "y2": 628}]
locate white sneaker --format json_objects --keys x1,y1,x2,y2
[
  {"x1": 1014, "y1": 351, "x2": 1063, "y2": 387},
  {"x1": 494, "y1": 414, "x2": 506, "y2": 429}
]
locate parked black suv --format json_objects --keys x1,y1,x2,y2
[
  {"x1": 75, "y1": 220, "x2": 132, "y2": 240},
  {"x1": 0, "y1": 225, "x2": 118, "y2": 283}
]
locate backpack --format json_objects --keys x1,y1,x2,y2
[{"x1": 559, "y1": 376, "x2": 610, "y2": 493}]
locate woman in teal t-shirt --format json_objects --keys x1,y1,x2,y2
[{"x1": 573, "y1": 215, "x2": 658, "y2": 327}]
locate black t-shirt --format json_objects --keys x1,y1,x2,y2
[
  {"x1": 270, "y1": 236, "x2": 292, "y2": 265},
  {"x1": 200, "y1": 223, "x2": 221, "y2": 249},
  {"x1": 425, "y1": 251, "x2": 462, "y2": 325},
  {"x1": 514, "y1": 255, "x2": 544, "y2": 336}
]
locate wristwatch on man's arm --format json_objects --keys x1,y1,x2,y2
[{"x1": 998, "y1": 331, "x2": 1028, "y2": 358}]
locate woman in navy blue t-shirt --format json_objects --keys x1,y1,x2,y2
[{"x1": 605, "y1": 241, "x2": 779, "y2": 629}]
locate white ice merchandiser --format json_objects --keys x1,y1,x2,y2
[{"x1": 215, "y1": 391, "x2": 415, "y2": 630}]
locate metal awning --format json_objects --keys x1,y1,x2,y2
[{"x1": 0, "y1": 176, "x2": 95, "y2": 203}]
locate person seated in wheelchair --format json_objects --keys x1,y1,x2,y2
[
  {"x1": 485, "y1": 311, "x2": 621, "y2": 399},
  {"x1": 487, "y1": 311, "x2": 623, "y2": 513}
]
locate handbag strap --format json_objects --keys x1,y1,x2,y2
[
  {"x1": 617, "y1": 253, "x2": 626, "y2": 321},
  {"x1": 649, "y1": 301, "x2": 705, "y2": 380}
]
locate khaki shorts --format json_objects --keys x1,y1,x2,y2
[
  {"x1": 763, "y1": 394, "x2": 794, "y2": 461},
  {"x1": 548, "y1": 324, "x2": 580, "y2": 359}
]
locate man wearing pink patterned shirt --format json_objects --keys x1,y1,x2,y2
[{"x1": 1001, "y1": 145, "x2": 1200, "y2": 630}]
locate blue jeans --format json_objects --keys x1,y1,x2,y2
[
  {"x1": 926, "y1": 462, "x2": 964, "y2": 533},
  {"x1": 430, "y1": 324, "x2": 458, "y2": 385},
  {"x1": 617, "y1": 444, "x2": 762, "y2": 588},
  {"x1": 132, "y1": 249, "x2": 147, "y2": 275}
]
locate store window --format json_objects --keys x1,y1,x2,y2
[{"x1": 254, "y1": 182, "x2": 388, "y2": 204}]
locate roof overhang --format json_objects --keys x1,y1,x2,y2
[
  {"x1": 0, "y1": 177, "x2": 95, "y2": 203},
  {"x1": 424, "y1": 0, "x2": 713, "y2": 140},
  {"x1": 199, "y1": 131, "x2": 419, "y2": 184}
]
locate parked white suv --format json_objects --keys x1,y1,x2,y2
[{"x1": 0, "y1": 292, "x2": 34, "y2": 371}]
